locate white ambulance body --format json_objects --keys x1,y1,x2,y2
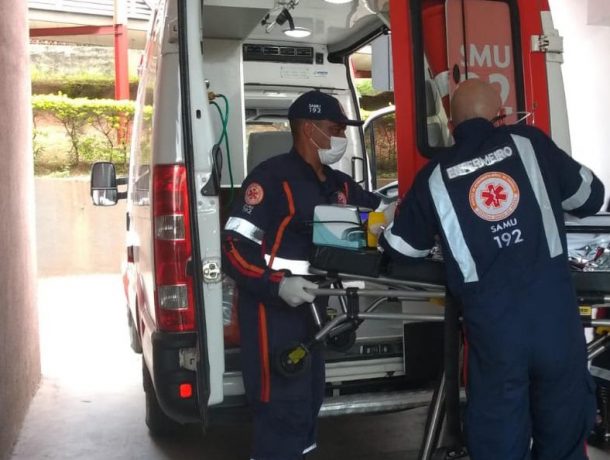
[{"x1": 91, "y1": 0, "x2": 572, "y2": 434}]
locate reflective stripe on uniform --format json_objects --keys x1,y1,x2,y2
[
  {"x1": 383, "y1": 221, "x2": 431, "y2": 258},
  {"x1": 268, "y1": 181, "x2": 296, "y2": 269},
  {"x1": 224, "y1": 236, "x2": 265, "y2": 278},
  {"x1": 264, "y1": 254, "x2": 310, "y2": 275},
  {"x1": 562, "y1": 166, "x2": 594, "y2": 211},
  {"x1": 511, "y1": 134, "x2": 563, "y2": 258},
  {"x1": 225, "y1": 217, "x2": 264, "y2": 245},
  {"x1": 257, "y1": 303, "x2": 270, "y2": 402},
  {"x1": 429, "y1": 165, "x2": 479, "y2": 283}
]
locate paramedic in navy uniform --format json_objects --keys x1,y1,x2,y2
[
  {"x1": 221, "y1": 90, "x2": 382, "y2": 460},
  {"x1": 380, "y1": 80, "x2": 604, "y2": 460}
]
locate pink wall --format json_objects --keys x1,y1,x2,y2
[{"x1": 0, "y1": 2, "x2": 41, "y2": 460}]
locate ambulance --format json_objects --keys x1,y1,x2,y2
[{"x1": 90, "y1": 0, "x2": 572, "y2": 438}]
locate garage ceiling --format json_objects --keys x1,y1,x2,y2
[{"x1": 29, "y1": 0, "x2": 151, "y2": 49}]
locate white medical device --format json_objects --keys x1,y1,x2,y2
[{"x1": 312, "y1": 204, "x2": 366, "y2": 250}]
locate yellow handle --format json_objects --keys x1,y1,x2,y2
[
  {"x1": 367, "y1": 211, "x2": 386, "y2": 247},
  {"x1": 288, "y1": 346, "x2": 307, "y2": 364}
]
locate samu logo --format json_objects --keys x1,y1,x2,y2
[
  {"x1": 308, "y1": 103, "x2": 322, "y2": 114},
  {"x1": 469, "y1": 171, "x2": 520, "y2": 222}
]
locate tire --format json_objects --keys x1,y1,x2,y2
[
  {"x1": 128, "y1": 308, "x2": 143, "y2": 353},
  {"x1": 272, "y1": 342, "x2": 311, "y2": 378},
  {"x1": 142, "y1": 359, "x2": 182, "y2": 436},
  {"x1": 326, "y1": 329, "x2": 357, "y2": 352}
]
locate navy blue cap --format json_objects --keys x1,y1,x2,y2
[{"x1": 288, "y1": 90, "x2": 363, "y2": 126}]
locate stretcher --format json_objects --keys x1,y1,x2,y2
[{"x1": 282, "y1": 214, "x2": 610, "y2": 460}]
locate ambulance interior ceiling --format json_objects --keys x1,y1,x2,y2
[{"x1": 202, "y1": 0, "x2": 388, "y2": 51}]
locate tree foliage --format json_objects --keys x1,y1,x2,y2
[{"x1": 32, "y1": 95, "x2": 151, "y2": 169}]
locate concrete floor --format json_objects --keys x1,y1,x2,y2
[{"x1": 10, "y1": 275, "x2": 610, "y2": 460}]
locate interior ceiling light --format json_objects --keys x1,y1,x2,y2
[
  {"x1": 265, "y1": 7, "x2": 311, "y2": 38},
  {"x1": 324, "y1": 0, "x2": 354, "y2": 4},
  {"x1": 284, "y1": 27, "x2": 311, "y2": 38}
]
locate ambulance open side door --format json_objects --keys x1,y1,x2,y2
[{"x1": 388, "y1": 0, "x2": 564, "y2": 195}]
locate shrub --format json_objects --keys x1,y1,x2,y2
[
  {"x1": 31, "y1": 72, "x2": 139, "y2": 99},
  {"x1": 32, "y1": 94, "x2": 138, "y2": 169}
]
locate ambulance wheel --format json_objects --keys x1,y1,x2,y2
[
  {"x1": 142, "y1": 359, "x2": 182, "y2": 436},
  {"x1": 274, "y1": 343, "x2": 311, "y2": 378},
  {"x1": 326, "y1": 329, "x2": 356, "y2": 352}
]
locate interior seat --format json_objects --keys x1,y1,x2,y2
[{"x1": 246, "y1": 131, "x2": 293, "y2": 173}]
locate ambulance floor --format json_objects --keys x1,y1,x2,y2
[{"x1": 10, "y1": 275, "x2": 610, "y2": 460}]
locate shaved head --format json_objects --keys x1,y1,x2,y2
[{"x1": 450, "y1": 79, "x2": 502, "y2": 127}]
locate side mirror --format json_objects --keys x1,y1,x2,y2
[{"x1": 90, "y1": 162, "x2": 126, "y2": 206}]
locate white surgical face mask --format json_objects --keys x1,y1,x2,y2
[{"x1": 311, "y1": 124, "x2": 348, "y2": 165}]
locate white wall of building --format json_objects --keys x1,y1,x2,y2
[{"x1": 549, "y1": 0, "x2": 610, "y2": 205}]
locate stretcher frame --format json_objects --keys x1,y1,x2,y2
[{"x1": 301, "y1": 267, "x2": 610, "y2": 460}]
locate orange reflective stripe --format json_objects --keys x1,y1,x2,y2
[
  {"x1": 258, "y1": 302, "x2": 270, "y2": 402},
  {"x1": 343, "y1": 181, "x2": 349, "y2": 200},
  {"x1": 228, "y1": 239, "x2": 265, "y2": 276},
  {"x1": 268, "y1": 181, "x2": 295, "y2": 268}
]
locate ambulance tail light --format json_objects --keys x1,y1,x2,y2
[
  {"x1": 152, "y1": 164, "x2": 195, "y2": 332},
  {"x1": 179, "y1": 382, "x2": 193, "y2": 399}
]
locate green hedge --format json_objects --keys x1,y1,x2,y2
[
  {"x1": 31, "y1": 73, "x2": 139, "y2": 100},
  {"x1": 32, "y1": 94, "x2": 150, "y2": 171},
  {"x1": 32, "y1": 79, "x2": 139, "y2": 100}
]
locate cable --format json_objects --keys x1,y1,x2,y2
[
  {"x1": 210, "y1": 96, "x2": 235, "y2": 209},
  {"x1": 217, "y1": 95, "x2": 235, "y2": 208}
]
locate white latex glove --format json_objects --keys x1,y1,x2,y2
[
  {"x1": 278, "y1": 276, "x2": 317, "y2": 307},
  {"x1": 383, "y1": 200, "x2": 397, "y2": 225}
]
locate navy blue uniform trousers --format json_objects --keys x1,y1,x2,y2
[
  {"x1": 462, "y1": 267, "x2": 596, "y2": 460},
  {"x1": 238, "y1": 295, "x2": 325, "y2": 460}
]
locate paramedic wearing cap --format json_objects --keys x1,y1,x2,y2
[
  {"x1": 379, "y1": 80, "x2": 604, "y2": 460},
  {"x1": 221, "y1": 90, "x2": 385, "y2": 460}
]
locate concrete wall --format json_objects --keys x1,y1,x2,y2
[
  {"x1": 549, "y1": 0, "x2": 610, "y2": 202},
  {"x1": 36, "y1": 178, "x2": 127, "y2": 277},
  {"x1": 29, "y1": 43, "x2": 142, "y2": 78},
  {"x1": 0, "y1": 3, "x2": 41, "y2": 460}
]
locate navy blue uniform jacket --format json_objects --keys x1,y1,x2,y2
[
  {"x1": 380, "y1": 118, "x2": 604, "y2": 298},
  {"x1": 223, "y1": 148, "x2": 380, "y2": 304}
]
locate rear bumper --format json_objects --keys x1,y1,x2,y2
[
  {"x1": 208, "y1": 387, "x2": 434, "y2": 421},
  {"x1": 149, "y1": 330, "x2": 201, "y2": 424},
  {"x1": 319, "y1": 388, "x2": 432, "y2": 417}
]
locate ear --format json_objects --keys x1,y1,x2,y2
[{"x1": 302, "y1": 120, "x2": 314, "y2": 137}]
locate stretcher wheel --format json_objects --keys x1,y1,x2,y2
[
  {"x1": 326, "y1": 329, "x2": 357, "y2": 352},
  {"x1": 273, "y1": 342, "x2": 311, "y2": 378}
]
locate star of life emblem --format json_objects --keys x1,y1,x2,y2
[
  {"x1": 244, "y1": 182, "x2": 264, "y2": 205},
  {"x1": 469, "y1": 172, "x2": 520, "y2": 221}
]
